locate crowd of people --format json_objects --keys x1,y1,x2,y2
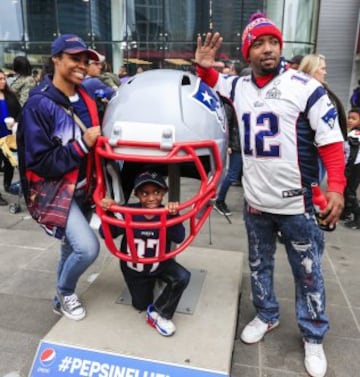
[{"x1": 0, "y1": 11, "x2": 358, "y2": 377}]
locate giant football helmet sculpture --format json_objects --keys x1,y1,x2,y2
[{"x1": 93, "y1": 69, "x2": 227, "y2": 264}]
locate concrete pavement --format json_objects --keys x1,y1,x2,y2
[{"x1": 0, "y1": 178, "x2": 359, "y2": 377}]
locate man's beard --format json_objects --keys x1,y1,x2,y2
[{"x1": 260, "y1": 65, "x2": 277, "y2": 76}]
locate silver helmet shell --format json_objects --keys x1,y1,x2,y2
[
  {"x1": 102, "y1": 69, "x2": 227, "y2": 161},
  {"x1": 94, "y1": 69, "x2": 228, "y2": 263}
]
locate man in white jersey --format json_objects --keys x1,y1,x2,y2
[{"x1": 194, "y1": 13, "x2": 346, "y2": 377}]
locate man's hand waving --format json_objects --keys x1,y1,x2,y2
[{"x1": 195, "y1": 32, "x2": 223, "y2": 69}]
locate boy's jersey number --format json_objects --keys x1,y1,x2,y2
[
  {"x1": 126, "y1": 238, "x2": 160, "y2": 272},
  {"x1": 242, "y1": 112, "x2": 280, "y2": 157}
]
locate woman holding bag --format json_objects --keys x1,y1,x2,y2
[
  {"x1": 0, "y1": 69, "x2": 21, "y2": 203},
  {"x1": 17, "y1": 34, "x2": 101, "y2": 320}
]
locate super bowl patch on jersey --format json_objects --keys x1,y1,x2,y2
[{"x1": 265, "y1": 86, "x2": 281, "y2": 99}]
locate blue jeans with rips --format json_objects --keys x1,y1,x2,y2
[
  {"x1": 243, "y1": 201, "x2": 329, "y2": 343},
  {"x1": 57, "y1": 196, "x2": 100, "y2": 297},
  {"x1": 217, "y1": 151, "x2": 242, "y2": 201}
]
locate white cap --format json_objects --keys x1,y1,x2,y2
[{"x1": 88, "y1": 49, "x2": 105, "y2": 64}]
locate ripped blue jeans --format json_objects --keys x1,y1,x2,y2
[{"x1": 243, "y1": 201, "x2": 329, "y2": 343}]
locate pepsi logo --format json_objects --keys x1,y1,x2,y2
[{"x1": 39, "y1": 348, "x2": 56, "y2": 367}]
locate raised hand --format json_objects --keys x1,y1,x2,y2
[{"x1": 195, "y1": 32, "x2": 223, "y2": 69}]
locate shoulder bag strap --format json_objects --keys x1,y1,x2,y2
[{"x1": 62, "y1": 106, "x2": 88, "y2": 133}]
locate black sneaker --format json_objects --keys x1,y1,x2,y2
[
  {"x1": 52, "y1": 301, "x2": 62, "y2": 316},
  {"x1": 340, "y1": 211, "x2": 352, "y2": 221},
  {"x1": 214, "y1": 200, "x2": 232, "y2": 216},
  {"x1": 344, "y1": 220, "x2": 360, "y2": 230},
  {"x1": 0, "y1": 194, "x2": 8, "y2": 206},
  {"x1": 5, "y1": 182, "x2": 21, "y2": 195}
]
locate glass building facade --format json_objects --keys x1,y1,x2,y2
[{"x1": 0, "y1": 0, "x2": 320, "y2": 75}]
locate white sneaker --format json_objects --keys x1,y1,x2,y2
[
  {"x1": 240, "y1": 316, "x2": 279, "y2": 344},
  {"x1": 304, "y1": 341, "x2": 327, "y2": 377},
  {"x1": 146, "y1": 305, "x2": 176, "y2": 336}
]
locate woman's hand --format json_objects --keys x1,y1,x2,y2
[
  {"x1": 101, "y1": 197, "x2": 115, "y2": 211},
  {"x1": 83, "y1": 126, "x2": 101, "y2": 148}
]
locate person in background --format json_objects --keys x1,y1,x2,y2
[
  {"x1": 287, "y1": 54, "x2": 303, "y2": 70},
  {"x1": 350, "y1": 79, "x2": 360, "y2": 108},
  {"x1": 136, "y1": 66, "x2": 144, "y2": 74},
  {"x1": 10, "y1": 56, "x2": 37, "y2": 106},
  {"x1": 118, "y1": 65, "x2": 130, "y2": 84},
  {"x1": 195, "y1": 13, "x2": 345, "y2": 377},
  {"x1": 99, "y1": 61, "x2": 120, "y2": 90},
  {"x1": 214, "y1": 95, "x2": 242, "y2": 216},
  {"x1": 82, "y1": 49, "x2": 115, "y2": 101},
  {"x1": 218, "y1": 61, "x2": 244, "y2": 189},
  {"x1": 299, "y1": 54, "x2": 347, "y2": 141},
  {"x1": 100, "y1": 171, "x2": 191, "y2": 337},
  {"x1": 221, "y1": 60, "x2": 232, "y2": 74},
  {"x1": 39, "y1": 57, "x2": 55, "y2": 81},
  {"x1": 0, "y1": 69, "x2": 21, "y2": 203},
  {"x1": 17, "y1": 34, "x2": 101, "y2": 321},
  {"x1": 341, "y1": 107, "x2": 360, "y2": 229},
  {"x1": 82, "y1": 49, "x2": 116, "y2": 122},
  {"x1": 299, "y1": 53, "x2": 347, "y2": 183},
  {"x1": 32, "y1": 68, "x2": 41, "y2": 85}
]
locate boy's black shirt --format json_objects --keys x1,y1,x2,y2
[{"x1": 100, "y1": 202, "x2": 185, "y2": 275}]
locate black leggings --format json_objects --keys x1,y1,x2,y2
[
  {"x1": 344, "y1": 164, "x2": 360, "y2": 216},
  {"x1": 0, "y1": 149, "x2": 14, "y2": 190},
  {"x1": 121, "y1": 259, "x2": 191, "y2": 319}
]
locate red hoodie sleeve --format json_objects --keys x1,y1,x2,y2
[
  {"x1": 318, "y1": 142, "x2": 346, "y2": 194},
  {"x1": 195, "y1": 64, "x2": 219, "y2": 87}
]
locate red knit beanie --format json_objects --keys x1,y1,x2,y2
[{"x1": 241, "y1": 14, "x2": 283, "y2": 61}]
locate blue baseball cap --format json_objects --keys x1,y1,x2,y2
[{"x1": 51, "y1": 34, "x2": 99, "y2": 60}]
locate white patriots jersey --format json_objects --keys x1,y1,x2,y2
[{"x1": 215, "y1": 69, "x2": 344, "y2": 214}]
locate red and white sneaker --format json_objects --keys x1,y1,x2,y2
[
  {"x1": 240, "y1": 316, "x2": 279, "y2": 344},
  {"x1": 146, "y1": 305, "x2": 176, "y2": 337}
]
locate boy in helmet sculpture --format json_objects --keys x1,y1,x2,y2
[{"x1": 101, "y1": 170, "x2": 191, "y2": 337}]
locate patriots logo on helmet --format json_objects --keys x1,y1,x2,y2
[
  {"x1": 193, "y1": 80, "x2": 224, "y2": 125},
  {"x1": 39, "y1": 348, "x2": 56, "y2": 367},
  {"x1": 321, "y1": 107, "x2": 338, "y2": 129},
  {"x1": 193, "y1": 80, "x2": 219, "y2": 111}
]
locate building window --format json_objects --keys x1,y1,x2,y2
[{"x1": 0, "y1": 0, "x2": 320, "y2": 73}]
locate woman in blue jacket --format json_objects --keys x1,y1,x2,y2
[
  {"x1": 17, "y1": 34, "x2": 102, "y2": 321},
  {"x1": 0, "y1": 69, "x2": 21, "y2": 203}
]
